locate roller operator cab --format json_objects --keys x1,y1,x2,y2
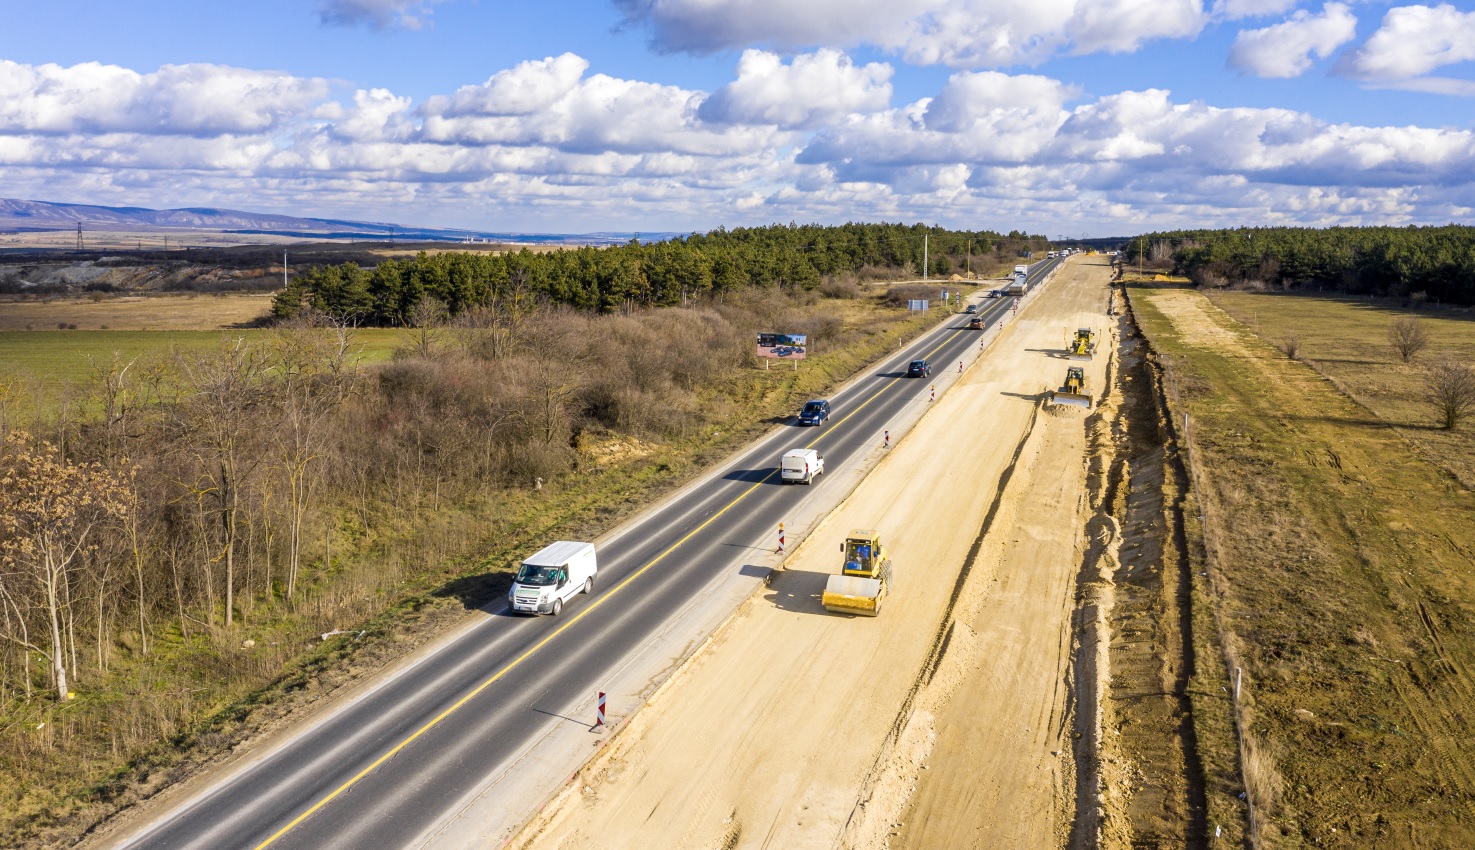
[{"x1": 509, "y1": 541, "x2": 597, "y2": 616}]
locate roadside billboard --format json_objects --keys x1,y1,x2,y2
[
  {"x1": 907, "y1": 299, "x2": 929, "y2": 311},
  {"x1": 757, "y1": 332, "x2": 808, "y2": 359}
]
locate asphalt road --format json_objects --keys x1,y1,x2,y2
[{"x1": 114, "y1": 260, "x2": 1060, "y2": 850}]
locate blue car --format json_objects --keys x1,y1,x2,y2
[{"x1": 800, "y1": 399, "x2": 831, "y2": 425}]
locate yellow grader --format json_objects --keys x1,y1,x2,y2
[
  {"x1": 1050, "y1": 366, "x2": 1093, "y2": 409},
  {"x1": 1065, "y1": 327, "x2": 1097, "y2": 360},
  {"x1": 822, "y1": 529, "x2": 892, "y2": 616}
]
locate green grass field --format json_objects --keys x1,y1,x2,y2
[{"x1": 0, "y1": 328, "x2": 411, "y2": 390}]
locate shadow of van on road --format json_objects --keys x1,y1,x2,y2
[
  {"x1": 723, "y1": 468, "x2": 778, "y2": 484},
  {"x1": 434, "y1": 569, "x2": 515, "y2": 614}
]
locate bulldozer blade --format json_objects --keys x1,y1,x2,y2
[
  {"x1": 1066, "y1": 351, "x2": 1093, "y2": 361},
  {"x1": 1050, "y1": 392, "x2": 1093, "y2": 409}
]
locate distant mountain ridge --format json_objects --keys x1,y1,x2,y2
[{"x1": 0, "y1": 198, "x2": 671, "y2": 245}]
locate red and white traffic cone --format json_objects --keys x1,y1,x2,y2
[
  {"x1": 595, "y1": 691, "x2": 606, "y2": 730},
  {"x1": 777, "y1": 522, "x2": 786, "y2": 553}
]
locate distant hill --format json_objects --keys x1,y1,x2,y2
[{"x1": 0, "y1": 198, "x2": 671, "y2": 245}]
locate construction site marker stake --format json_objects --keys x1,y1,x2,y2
[
  {"x1": 884, "y1": 430, "x2": 889, "y2": 448},
  {"x1": 593, "y1": 691, "x2": 606, "y2": 730},
  {"x1": 930, "y1": 385, "x2": 935, "y2": 402},
  {"x1": 778, "y1": 522, "x2": 785, "y2": 553},
  {"x1": 958, "y1": 360, "x2": 963, "y2": 373}
]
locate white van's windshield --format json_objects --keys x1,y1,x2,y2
[{"x1": 515, "y1": 564, "x2": 562, "y2": 586}]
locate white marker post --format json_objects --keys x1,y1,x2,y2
[
  {"x1": 777, "y1": 522, "x2": 786, "y2": 554},
  {"x1": 595, "y1": 691, "x2": 606, "y2": 731}
]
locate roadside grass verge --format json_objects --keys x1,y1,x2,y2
[
  {"x1": 1128, "y1": 284, "x2": 1475, "y2": 849},
  {"x1": 1204, "y1": 291, "x2": 1475, "y2": 488},
  {"x1": 0, "y1": 293, "x2": 943, "y2": 848}
]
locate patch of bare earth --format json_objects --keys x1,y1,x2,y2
[{"x1": 1086, "y1": 293, "x2": 1208, "y2": 849}]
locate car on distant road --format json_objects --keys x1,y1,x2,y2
[
  {"x1": 907, "y1": 359, "x2": 930, "y2": 378},
  {"x1": 964, "y1": 303, "x2": 978, "y2": 313},
  {"x1": 799, "y1": 399, "x2": 831, "y2": 425}
]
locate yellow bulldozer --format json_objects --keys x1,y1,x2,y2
[
  {"x1": 1050, "y1": 366, "x2": 1093, "y2": 409},
  {"x1": 822, "y1": 530, "x2": 892, "y2": 616},
  {"x1": 1066, "y1": 327, "x2": 1097, "y2": 360}
]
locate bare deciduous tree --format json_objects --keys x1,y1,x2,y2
[
  {"x1": 174, "y1": 339, "x2": 266, "y2": 628},
  {"x1": 1425, "y1": 360, "x2": 1475, "y2": 430},
  {"x1": 1280, "y1": 333, "x2": 1301, "y2": 359},
  {"x1": 0, "y1": 432, "x2": 126, "y2": 701},
  {"x1": 1388, "y1": 317, "x2": 1430, "y2": 363}
]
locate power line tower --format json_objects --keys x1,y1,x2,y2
[{"x1": 76, "y1": 222, "x2": 84, "y2": 251}]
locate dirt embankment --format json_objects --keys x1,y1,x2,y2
[
  {"x1": 1080, "y1": 289, "x2": 1212, "y2": 849},
  {"x1": 513, "y1": 258, "x2": 1116, "y2": 850}
]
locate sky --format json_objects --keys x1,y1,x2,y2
[{"x1": 2, "y1": 0, "x2": 1474, "y2": 237}]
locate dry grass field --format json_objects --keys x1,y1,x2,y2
[
  {"x1": 1205, "y1": 291, "x2": 1475, "y2": 487},
  {"x1": 0, "y1": 293, "x2": 273, "y2": 331},
  {"x1": 1131, "y1": 284, "x2": 1475, "y2": 848}
]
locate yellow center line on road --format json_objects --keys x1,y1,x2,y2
[
  {"x1": 252, "y1": 320, "x2": 975, "y2": 849},
  {"x1": 803, "y1": 326, "x2": 965, "y2": 450}
]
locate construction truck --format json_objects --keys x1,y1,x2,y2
[
  {"x1": 822, "y1": 530, "x2": 892, "y2": 616},
  {"x1": 1066, "y1": 327, "x2": 1097, "y2": 360},
  {"x1": 1050, "y1": 366, "x2": 1093, "y2": 409}
]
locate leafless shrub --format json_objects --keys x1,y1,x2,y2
[
  {"x1": 882, "y1": 284, "x2": 944, "y2": 307},
  {"x1": 817, "y1": 274, "x2": 863, "y2": 299},
  {"x1": 1387, "y1": 316, "x2": 1429, "y2": 363},
  {"x1": 1279, "y1": 333, "x2": 1301, "y2": 359},
  {"x1": 1424, "y1": 360, "x2": 1475, "y2": 430}
]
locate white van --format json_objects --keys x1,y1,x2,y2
[
  {"x1": 509, "y1": 541, "x2": 597, "y2": 616},
  {"x1": 781, "y1": 448, "x2": 824, "y2": 485}
]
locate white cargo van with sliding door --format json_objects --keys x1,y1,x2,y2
[
  {"x1": 509, "y1": 541, "x2": 597, "y2": 616},
  {"x1": 781, "y1": 448, "x2": 824, "y2": 484}
]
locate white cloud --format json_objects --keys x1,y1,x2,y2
[
  {"x1": 698, "y1": 49, "x2": 892, "y2": 129},
  {"x1": 423, "y1": 54, "x2": 590, "y2": 117},
  {"x1": 417, "y1": 57, "x2": 780, "y2": 157},
  {"x1": 617, "y1": 0, "x2": 1222, "y2": 67},
  {"x1": 1228, "y1": 3, "x2": 1358, "y2": 78},
  {"x1": 1337, "y1": 4, "x2": 1475, "y2": 81},
  {"x1": 317, "y1": 0, "x2": 446, "y2": 30},
  {"x1": 2, "y1": 54, "x2": 1472, "y2": 233},
  {"x1": 0, "y1": 60, "x2": 328, "y2": 136}
]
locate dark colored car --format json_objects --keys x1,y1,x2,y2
[
  {"x1": 964, "y1": 304, "x2": 978, "y2": 313},
  {"x1": 799, "y1": 399, "x2": 831, "y2": 425},
  {"x1": 907, "y1": 359, "x2": 930, "y2": 378}
]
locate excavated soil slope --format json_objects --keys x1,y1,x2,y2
[{"x1": 514, "y1": 258, "x2": 1115, "y2": 850}]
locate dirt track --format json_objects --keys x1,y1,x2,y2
[{"x1": 513, "y1": 258, "x2": 1114, "y2": 850}]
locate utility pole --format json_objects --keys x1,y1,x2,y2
[
  {"x1": 922, "y1": 233, "x2": 928, "y2": 281},
  {"x1": 283, "y1": 250, "x2": 289, "y2": 290},
  {"x1": 76, "y1": 222, "x2": 83, "y2": 251},
  {"x1": 966, "y1": 239, "x2": 972, "y2": 278}
]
